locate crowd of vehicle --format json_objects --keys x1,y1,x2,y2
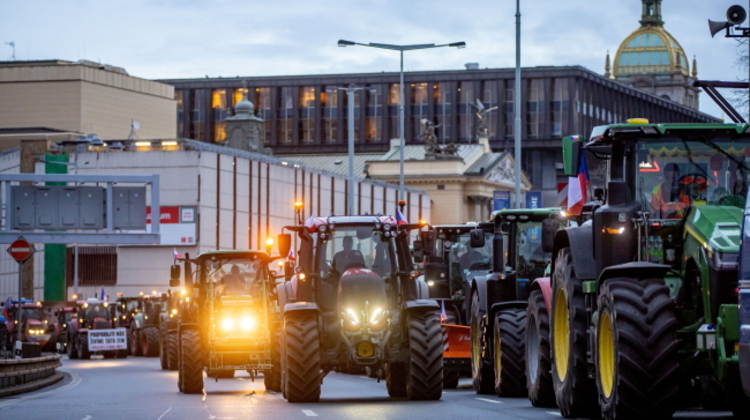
[{"x1": 3, "y1": 120, "x2": 750, "y2": 420}]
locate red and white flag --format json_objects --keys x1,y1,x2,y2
[{"x1": 567, "y1": 145, "x2": 589, "y2": 216}]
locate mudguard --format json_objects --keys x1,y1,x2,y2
[
  {"x1": 471, "y1": 274, "x2": 491, "y2": 316},
  {"x1": 276, "y1": 282, "x2": 292, "y2": 309},
  {"x1": 284, "y1": 302, "x2": 320, "y2": 314},
  {"x1": 178, "y1": 323, "x2": 199, "y2": 335},
  {"x1": 597, "y1": 261, "x2": 672, "y2": 288},
  {"x1": 488, "y1": 301, "x2": 527, "y2": 324},
  {"x1": 552, "y1": 225, "x2": 596, "y2": 281},
  {"x1": 530, "y1": 277, "x2": 552, "y2": 314},
  {"x1": 403, "y1": 299, "x2": 439, "y2": 311}
]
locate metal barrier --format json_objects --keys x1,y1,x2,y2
[{"x1": 0, "y1": 355, "x2": 62, "y2": 389}]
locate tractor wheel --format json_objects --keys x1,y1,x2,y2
[
  {"x1": 550, "y1": 247, "x2": 598, "y2": 418},
  {"x1": 493, "y1": 308, "x2": 527, "y2": 397},
  {"x1": 166, "y1": 332, "x2": 179, "y2": 371},
  {"x1": 180, "y1": 329, "x2": 203, "y2": 394},
  {"x1": 283, "y1": 312, "x2": 321, "y2": 402},
  {"x1": 722, "y1": 367, "x2": 750, "y2": 418},
  {"x1": 385, "y1": 362, "x2": 407, "y2": 397},
  {"x1": 526, "y1": 289, "x2": 556, "y2": 408},
  {"x1": 67, "y1": 334, "x2": 78, "y2": 359},
  {"x1": 130, "y1": 328, "x2": 143, "y2": 356},
  {"x1": 595, "y1": 278, "x2": 679, "y2": 420},
  {"x1": 159, "y1": 332, "x2": 168, "y2": 369},
  {"x1": 264, "y1": 332, "x2": 282, "y2": 392},
  {"x1": 406, "y1": 310, "x2": 443, "y2": 400},
  {"x1": 116, "y1": 349, "x2": 128, "y2": 359},
  {"x1": 141, "y1": 327, "x2": 160, "y2": 357},
  {"x1": 470, "y1": 290, "x2": 494, "y2": 394},
  {"x1": 77, "y1": 338, "x2": 91, "y2": 360},
  {"x1": 443, "y1": 370, "x2": 460, "y2": 389}
]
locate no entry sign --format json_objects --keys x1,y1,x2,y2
[{"x1": 7, "y1": 236, "x2": 34, "y2": 262}]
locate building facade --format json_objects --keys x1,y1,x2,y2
[{"x1": 162, "y1": 65, "x2": 717, "y2": 207}]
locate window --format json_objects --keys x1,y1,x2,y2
[
  {"x1": 66, "y1": 246, "x2": 117, "y2": 286},
  {"x1": 551, "y1": 79, "x2": 569, "y2": 137},
  {"x1": 278, "y1": 87, "x2": 294, "y2": 145},
  {"x1": 190, "y1": 89, "x2": 206, "y2": 141},
  {"x1": 458, "y1": 82, "x2": 475, "y2": 142},
  {"x1": 365, "y1": 85, "x2": 383, "y2": 142},
  {"x1": 504, "y1": 81, "x2": 514, "y2": 139},
  {"x1": 299, "y1": 86, "x2": 316, "y2": 144},
  {"x1": 322, "y1": 88, "x2": 338, "y2": 144},
  {"x1": 233, "y1": 87, "x2": 248, "y2": 106},
  {"x1": 434, "y1": 82, "x2": 452, "y2": 143},
  {"x1": 481, "y1": 81, "x2": 498, "y2": 139},
  {"x1": 317, "y1": 227, "x2": 395, "y2": 280},
  {"x1": 411, "y1": 83, "x2": 428, "y2": 141},
  {"x1": 388, "y1": 84, "x2": 400, "y2": 140},
  {"x1": 175, "y1": 91, "x2": 184, "y2": 137},
  {"x1": 212, "y1": 89, "x2": 228, "y2": 142},
  {"x1": 527, "y1": 79, "x2": 543, "y2": 139},
  {"x1": 255, "y1": 88, "x2": 271, "y2": 144},
  {"x1": 342, "y1": 90, "x2": 361, "y2": 143}
]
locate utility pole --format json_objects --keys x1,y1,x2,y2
[{"x1": 514, "y1": 0, "x2": 523, "y2": 208}]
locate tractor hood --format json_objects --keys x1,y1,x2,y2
[{"x1": 685, "y1": 206, "x2": 742, "y2": 253}]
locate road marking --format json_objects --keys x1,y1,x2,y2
[
  {"x1": 475, "y1": 397, "x2": 504, "y2": 404},
  {"x1": 302, "y1": 409, "x2": 318, "y2": 416},
  {"x1": 82, "y1": 416, "x2": 92, "y2": 420},
  {"x1": 359, "y1": 376, "x2": 370, "y2": 379},
  {"x1": 0, "y1": 372, "x2": 81, "y2": 407},
  {"x1": 546, "y1": 412, "x2": 562, "y2": 417},
  {"x1": 157, "y1": 407, "x2": 172, "y2": 420}
]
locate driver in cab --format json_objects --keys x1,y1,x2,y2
[
  {"x1": 217, "y1": 265, "x2": 247, "y2": 295},
  {"x1": 333, "y1": 236, "x2": 365, "y2": 273},
  {"x1": 651, "y1": 163, "x2": 690, "y2": 218}
]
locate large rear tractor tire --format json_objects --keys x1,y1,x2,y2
[
  {"x1": 180, "y1": 329, "x2": 204, "y2": 394},
  {"x1": 550, "y1": 247, "x2": 598, "y2": 418},
  {"x1": 159, "y1": 332, "x2": 168, "y2": 369},
  {"x1": 167, "y1": 332, "x2": 178, "y2": 371},
  {"x1": 386, "y1": 362, "x2": 407, "y2": 397},
  {"x1": 141, "y1": 327, "x2": 160, "y2": 357},
  {"x1": 77, "y1": 337, "x2": 91, "y2": 360},
  {"x1": 526, "y1": 289, "x2": 556, "y2": 408},
  {"x1": 595, "y1": 278, "x2": 679, "y2": 420},
  {"x1": 284, "y1": 312, "x2": 321, "y2": 402},
  {"x1": 130, "y1": 328, "x2": 143, "y2": 357},
  {"x1": 493, "y1": 308, "x2": 527, "y2": 397},
  {"x1": 470, "y1": 290, "x2": 494, "y2": 394},
  {"x1": 406, "y1": 310, "x2": 443, "y2": 400},
  {"x1": 264, "y1": 332, "x2": 282, "y2": 392}
]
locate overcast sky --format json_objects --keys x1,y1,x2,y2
[{"x1": 0, "y1": 0, "x2": 747, "y2": 119}]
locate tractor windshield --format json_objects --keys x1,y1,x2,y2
[
  {"x1": 515, "y1": 222, "x2": 553, "y2": 279},
  {"x1": 318, "y1": 226, "x2": 395, "y2": 280},
  {"x1": 443, "y1": 232, "x2": 493, "y2": 278},
  {"x1": 19, "y1": 308, "x2": 42, "y2": 321},
  {"x1": 84, "y1": 304, "x2": 109, "y2": 321},
  {"x1": 635, "y1": 138, "x2": 750, "y2": 220},
  {"x1": 204, "y1": 257, "x2": 267, "y2": 296}
]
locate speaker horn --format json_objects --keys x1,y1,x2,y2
[
  {"x1": 709, "y1": 19, "x2": 732, "y2": 37},
  {"x1": 727, "y1": 5, "x2": 747, "y2": 25}
]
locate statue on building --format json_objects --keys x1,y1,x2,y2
[
  {"x1": 419, "y1": 118, "x2": 458, "y2": 159},
  {"x1": 224, "y1": 84, "x2": 272, "y2": 155},
  {"x1": 471, "y1": 98, "x2": 498, "y2": 140}
]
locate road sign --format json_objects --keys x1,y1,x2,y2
[{"x1": 7, "y1": 236, "x2": 34, "y2": 262}]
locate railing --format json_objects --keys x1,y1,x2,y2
[{"x1": 0, "y1": 354, "x2": 62, "y2": 390}]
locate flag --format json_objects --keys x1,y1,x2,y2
[
  {"x1": 304, "y1": 214, "x2": 317, "y2": 233},
  {"x1": 567, "y1": 147, "x2": 589, "y2": 216},
  {"x1": 173, "y1": 248, "x2": 182, "y2": 259},
  {"x1": 440, "y1": 300, "x2": 447, "y2": 323},
  {"x1": 2, "y1": 297, "x2": 11, "y2": 322},
  {"x1": 396, "y1": 207, "x2": 408, "y2": 226},
  {"x1": 287, "y1": 249, "x2": 296, "y2": 262}
]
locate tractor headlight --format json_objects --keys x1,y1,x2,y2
[
  {"x1": 240, "y1": 316, "x2": 255, "y2": 331},
  {"x1": 370, "y1": 307, "x2": 385, "y2": 325},
  {"x1": 221, "y1": 318, "x2": 234, "y2": 331},
  {"x1": 343, "y1": 308, "x2": 359, "y2": 326}
]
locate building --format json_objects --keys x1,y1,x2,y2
[
  {"x1": 606, "y1": 0, "x2": 699, "y2": 109},
  {"x1": 0, "y1": 59, "x2": 176, "y2": 145},
  {"x1": 162, "y1": 64, "x2": 717, "y2": 207}
]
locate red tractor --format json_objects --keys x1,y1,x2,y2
[{"x1": 67, "y1": 298, "x2": 127, "y2": 359}]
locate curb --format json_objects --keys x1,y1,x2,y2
[{"x1": 0, "y1": 371, "x2": 65, "y2": 398}]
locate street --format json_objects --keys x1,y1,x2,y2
[{"x1": 0, "y1": 356, "x2": 737, "y2": 420}]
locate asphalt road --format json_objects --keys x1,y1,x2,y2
[{"x1": 0, "y1": 356, "x2": 737, "y2": 420}]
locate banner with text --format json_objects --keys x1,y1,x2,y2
[
  {"x1": 88, "y1": 328, "x2": 128, "y2": 351},
  {"x1": 493, "y1": 191, "x2": 511, "y2": 211},
  {"x1": 526, "y1": 191, "x2": 543, "y2": 241},
  {"x1": 124, "y1": 206, "x2": 197, "y2": 246}
]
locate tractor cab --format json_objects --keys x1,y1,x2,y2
[{"x1": 77, "y1": 299, "x2": 112, "y2": 330}]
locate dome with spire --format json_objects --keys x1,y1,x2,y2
[{"x1": 613, "y1": 0, "x2": 691, "y2": 77}]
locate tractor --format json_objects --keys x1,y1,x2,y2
[
  {"x1": 169, "y1": 250, "x2": 281, "y2": 394},
  {"x1": 67, "y1": 298, "x2": 127, "y2": 359},
  {"x1": 467, "y1": 208, "x2": 567, "y2": 400},
  {"x1": 276, "y1": 214, "x2": 443, "y2": 403},
  {"x1": 1, "y1": 300, "x2": 50, "y2": 351},
  {"x1": 739, "y1": 191, "x2": 750, "y2": 398},
  {"x1": 53, "y1": 306, "x2": 76, "y2": 354},
  {"x1": 542, "y1": 122, "x2": 750, "y2": 419},
  {"x1": 158, "y1": 290, "x2": 181, "y2": 371},
  {"x1": 113, "y1": 294, "x2": 165, "y2": 357},
  {"x1": 416, "y1": 222, "x2": 494, "y2": 388}
]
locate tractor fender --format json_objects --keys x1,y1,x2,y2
[
  {"x1": 488, "y1": 300, "x2": 527, "y2": 326},
  {"x1": 403, "y1": 299, "x2": 439, "y2": 312},
  {"x1": 178, "y1": 323, "x2": 199, "y2": 335},
  {"x1": 596, "y1": 261, "x2": 672, "y2": 288},
  {"x1": 529, "y1": 277, "x2": 552, "y2": 315},
  {"x1": 414, "y1": 277, "x2": 430, "y2": 300},
  {"x1": 552, "y1": 225, "x2": 597, "y2": 281},
  {"x1": 276, "y1": 282, "x2": 293, "y2": 309},
  {"x1": 471, "y1": 273, "x2": 491, "y2": 316},
  {"x1": 283, "y1": 302, "x2": 320, "y2": 314}
]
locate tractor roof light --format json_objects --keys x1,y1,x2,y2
[{"x1": 265, "y1": 238, "x2": 274, "y2": 246}]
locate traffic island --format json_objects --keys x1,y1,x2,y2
[{"x1": 0, "y1": 354, "x2": 63, "y2": 397}]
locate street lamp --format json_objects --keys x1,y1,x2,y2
[
  {"x1": 325, "y1": 84, "x2": 377, "y2": 216},
  {"x1": 514, "y1": 0, "x2": 522, "y2": 208},
  {"x1": 709, "y1": 4, "x2": 750, "y2": 120},
  {"x1": 338, "y1": 39, "x2": 466, "y2": 201}
]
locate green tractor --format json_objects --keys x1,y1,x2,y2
[
  {"x1": 114, "y1": 294, "x2": 165, "y2": 357},
  {"x1": 169, "y1": 250, "x2": 281, "y2": 394},
  {"x1": 158, "y1": 290, "x2": 181, "y2": 371},
  {"x1": 543, "y1": 122, "x2": 750, "y2": 419},
  {"x1": 468, "y1": 208, "x2": 567, "y2": 400}
]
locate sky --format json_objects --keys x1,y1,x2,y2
[{"x1": 0, "y1": 0, "x2": 747, "y2": 119}]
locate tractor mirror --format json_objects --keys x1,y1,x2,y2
[
  {"x1": 470, "y1": 229, "x2": 485, "y2": 248},
  {"x1": 278, "y1": 233, "x2": 292, "y2": 257},
  {"x1": 541, "y1": 219, "x2": 559, "y2": 253},
  {"x1": 562, "y1": 136, "x2": 582, "y2": 177},
  {"x1": 169, "y1": 265, "x2": 180, "y2": 287},
  {"x1": 423, "y1": 231, "x2": 436, "y2": 255},
  {"x1": 412, "y1": 240, "x2": 424, "y2": 263}
]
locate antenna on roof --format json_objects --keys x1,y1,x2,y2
[
  {"x1": 127, "y1": 120, "x2": 140, "y2": 140},
  {"x1": 4, "y1": 41, "x2": 15, "y2": 60}
]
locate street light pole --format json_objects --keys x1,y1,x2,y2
[
  {"x1": 514, "y1": 0, "x2": 523, "y2": 208},
  {"x1": 338, "y1": 39, "x2": 466, "y2": 202}
]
